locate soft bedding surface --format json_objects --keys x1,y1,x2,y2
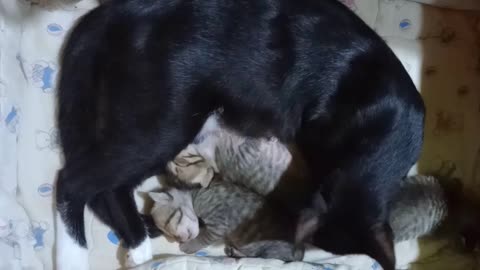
[{"x1": 1, "y1": 0, "x2": 480, "y2": 269}]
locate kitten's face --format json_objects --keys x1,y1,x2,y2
[{"x1": 149, "y1": 189, "x2": 199, "y2": 243}]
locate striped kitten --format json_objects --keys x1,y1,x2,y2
[
  {"x1": 149, "y1": 179, "x2": 303, "y2": 261},
  {"x1": 166, "y1": 114, "x2": 295, "y2": 195}
]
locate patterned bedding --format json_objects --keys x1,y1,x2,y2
[{"x1": 1, "y1": 0, "x2": 479, "y2": 269}]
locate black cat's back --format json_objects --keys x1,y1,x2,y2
[{"x1": 98, "y1": 0, "x2": 418, "y2": 140}]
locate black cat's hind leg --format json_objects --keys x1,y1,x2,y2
[
  {"x1": 295, "y1": 105, "x2": 423, "y2": 270},
  {"x1": 87, "y1": 186, "x2": 162, "y2": 267},
  {"x1": 56, "y1": 113, "x2": 209, "y2": 269}
]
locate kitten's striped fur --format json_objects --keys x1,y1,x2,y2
[
  {"x1": 150, "y1": 180, "x2": 303, "y2": 261},
  {"x1": 167, "y1": 114, "x2": 294, "y2": 195},
  {"x1": 154, "y1": 117, "x2": 480, "y2": 260},
  {"x1": 390, "y1": 175, "x2": 448, "y2": 242}
]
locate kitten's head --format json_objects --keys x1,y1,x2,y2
[
  {"x1": 149, "y1": 189, "x2": 200, "y2": 243},
  {"x1": 296, "y1": 193, "x2": 395, "y2": 270}
]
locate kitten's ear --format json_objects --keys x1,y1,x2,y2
[
  {"x1": 148, "y1": 191, "x2": 172, "y2": 202},
  {"x1": 365, "y1": 223, "x2": 395, "y2": 270}
]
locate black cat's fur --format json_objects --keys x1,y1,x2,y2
[{"x1": 56, "y1": 0, "x2": 424, "y2": 269}]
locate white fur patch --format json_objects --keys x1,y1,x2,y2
[
  {"x1": 125, "y1": 237, "x2": 152, "y2": 268},
  {"x1": 55, "y1": 209, "x2": 89, "y2": 270}
]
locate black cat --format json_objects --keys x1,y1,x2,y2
[{"x1": 55, "y1": 0, "x2": 424, "y2": 269}]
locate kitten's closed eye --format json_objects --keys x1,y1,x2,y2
[
  {"x1": 149, "y1": 191, "x2": 173, "y2": 202},
  {"x1": 150, "y1": 189, "x2": 200, "y2": 243}
]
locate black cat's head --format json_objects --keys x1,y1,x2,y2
[{"x1": 296, "y1": 196, "x2": 395, "y2": 270}]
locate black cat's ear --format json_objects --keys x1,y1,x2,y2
[{"x1": 365, "y1": 223, "x2": 395, "y2": 270}]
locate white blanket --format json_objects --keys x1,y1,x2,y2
[{"x1": 1, "y1": 0, "x2": 479, "y2": 269}]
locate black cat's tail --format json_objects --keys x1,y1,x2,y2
[{"x1": 55, "y1": 6, "x2": 107, "y2": 249}]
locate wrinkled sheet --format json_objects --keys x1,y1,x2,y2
[{"x1": 0, "y1": 0, "x2": 479, "y2": 269}]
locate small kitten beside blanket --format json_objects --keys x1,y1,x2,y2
[{"x1": 149, "y1": 121, "x2": 480, "y2": 261}]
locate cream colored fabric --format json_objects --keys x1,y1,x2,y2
[{"x1": 0, "y1": 0, "x2": 479, "y2": 269}]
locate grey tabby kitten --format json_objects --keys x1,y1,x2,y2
[
  {"x1": 150, "y1": 179, "x2": 303, "y2": 261},
  {"x1": 166, "y1": 114, "x2": 297, "y2": 195}
]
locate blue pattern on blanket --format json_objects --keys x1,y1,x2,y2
[
  {"x1": 46, "y1": 23, "x2": 64, "y2": 36},
  {"x1": 31, "y1": 221, "x2": 48, "y2": 250},
  {"x1": 4, "y1": 106, "x2": 20, "y2": 134},
  {"x1": 107, "y1": 230, "x2": 120, "y2": 245},
  {"x1": 399, "y1": 19, "x2": 412, "y2": 30},
  {"x1": 29, "y1": 61, "x2": 56, "y2": 93},
  {"x1": 195, "y1": 250, "x2": 208, "y2": 257},
  {"x1": 150, "y1": 261, "x2": 164, "y2": 269},
  {"x1": 37, "y1": 183, "x2": 53, "y2": 197}
]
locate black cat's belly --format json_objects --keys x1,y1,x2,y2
[{"x1": 56, "y1": 0, "x2": 424, "y2": 269}]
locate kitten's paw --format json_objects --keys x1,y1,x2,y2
[
  {"x1": 125, "y1": 238, "x2": 153, "y2": 268},
  {"x1": 292, "y1": 246, "x2": 305, "y2": 261},
  {"x1": 224, "y1": 246, "x2": 246, "y2": 258},
  {"x1": 179, "y1": 240, "x2": 204, "y2": 254}
]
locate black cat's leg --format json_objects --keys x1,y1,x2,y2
[
  {"x1": 56, "y1": 113, "x2": 209, "y2": 269},
  {"x1": 226, "y1": 241, "x2": 304, "y2": 262},
  {"x1": 88, "y1": 187, "x2": 158, "y2": 267},
  {"x1": 56, "y1": 159, "x2": 159, "y2": 269},
  {"x1": 55, "y1": 169, "x2": 90, "y2": 270},
  {"x1": 294, "y1": 114, "x2": 422, "y2": 270}
]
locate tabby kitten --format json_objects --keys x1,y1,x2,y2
[
  {"x1": 149, "y1": 179, "x2": 303, "y2": 262},
  {"x1": 167, "y1": 113, "x2": 297, "y2": 195}
]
